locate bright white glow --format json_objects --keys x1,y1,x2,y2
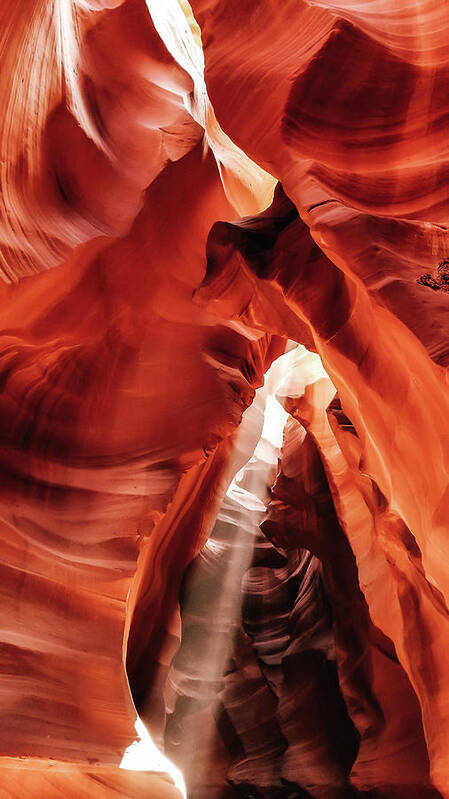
[
  {"x1": 145, "y1": 0, "x2": 275, "y2": 215},
  {"x1": 120, "y1": 716, "x2": 186, "y2": 798},
  {"x1": 277, "y1": 346, "x2": 332, "y2": 398},
  {"x1": 226, "y1": 478, "x2": 267, "y2": 512},
  {"x1": 260, "y1": 394, "x2": 289, "y2": 450}
]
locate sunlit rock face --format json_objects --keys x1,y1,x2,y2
[{"x1": 0, "y1": 0, "x2": 448, "y2": 798}]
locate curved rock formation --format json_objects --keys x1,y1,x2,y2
[{"x1": 0, "y1": 0, "x2": 448, "y2": 797}]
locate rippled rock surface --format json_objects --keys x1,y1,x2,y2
[{"x1": 0, "y1": 1, "x2": 448, "y2": 797}]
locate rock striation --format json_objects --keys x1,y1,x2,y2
[{"x1": 0, "y1": 1, "x2": 448, "y2": 797}]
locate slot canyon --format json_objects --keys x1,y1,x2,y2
[{"x1": 0, "y1": 1, "x2": 448, "y2": 797}]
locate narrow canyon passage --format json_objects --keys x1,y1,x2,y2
[{"x1": 0, "y1": 0, "x2": 448, "y2": 797}]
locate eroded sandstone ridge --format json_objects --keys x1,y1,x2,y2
[{"x1": 0, "y1": 1, "x2": 448, "y2": 797}]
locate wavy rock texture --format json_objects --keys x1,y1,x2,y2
[
  {"x1": 0, "y1": 0, "x2": 448, "y2": 798},
  {"x1": 196, "y1": 186, "x2": 449, "y2": 795}
]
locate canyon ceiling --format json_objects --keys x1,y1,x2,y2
[{"x1": 0, "y1": 0, "x2": 448, "y2": 797}]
